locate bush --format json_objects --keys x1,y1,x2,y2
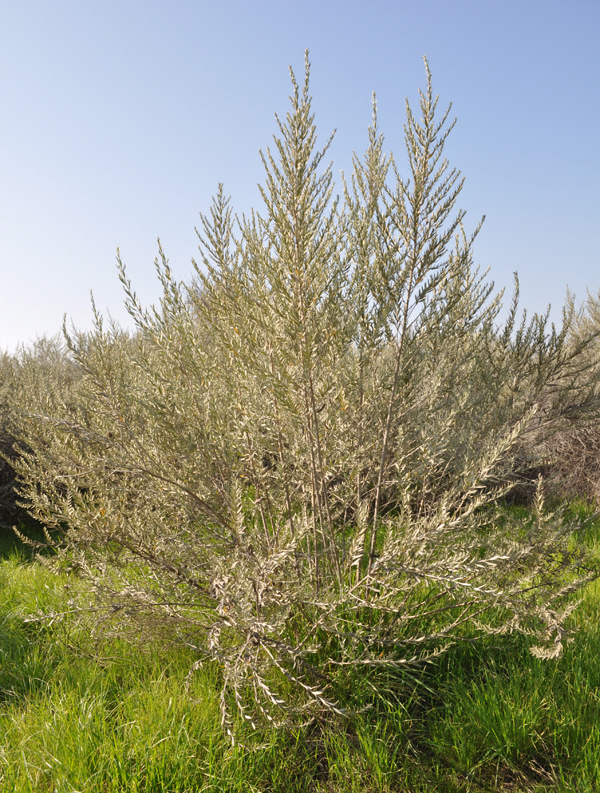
[
  {"x1": 0, "y1": 336, "x2": 80, "y2": 530},
  {"x1": 10, "y1": 55, "x2": 600, "y2": 737},
  {"x1": 534, "y1": 289, "x2": 600, "y2": 504},
  {"x1": 0, "y1": 349, "x2": 16, "y2": 522}
]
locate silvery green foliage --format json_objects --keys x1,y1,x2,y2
[
  {"x1": 532, "y1": 289, "x2": 600, "y2": 502},
  {"x1": 1, "y1": 336, "x2": 80, "y2": 524},
  {"x1": 11, "y1": 55, "x2": 599, "y2": 736},
  {"x1": 0, "y1": 350, "x2": 16, "y2": 521}
]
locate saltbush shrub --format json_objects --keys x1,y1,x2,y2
[
  {"x1": 0, "y1": 349, "x2": 17, "y2": 523},
  {"x1": 535, "y1": 289, "x2": 600, "y2": 504},
  {"x1": 9, "y1": 55, "x2": 600, "y2": 737}
]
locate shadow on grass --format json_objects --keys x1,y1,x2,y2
[{"x1": 0, "y1": 515, "x2": 58, "y2": 561}]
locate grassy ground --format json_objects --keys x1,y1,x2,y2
[{"x1": 1, "y1": 514, "x2": 600, "y2": 792}]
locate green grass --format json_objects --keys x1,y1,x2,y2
[{"x1": 1, "y1": 511, "x2": 600, "y2": 792}]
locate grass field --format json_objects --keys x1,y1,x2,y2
[{"x1": 1, "y1": 512, "x2": 600, "y2": 793}]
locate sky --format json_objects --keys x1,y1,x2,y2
[{"x1": 1, "y1": 0, "x2": 599, "y2": 352}]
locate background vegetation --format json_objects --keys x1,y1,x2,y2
[{"x1": 2, "y1": 57, "x2": 600, "y2": 790}]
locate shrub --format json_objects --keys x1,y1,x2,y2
[
  {"x1": 535, "y1": 289, "x2": 600, "y2": 503},
  {"x1": 0, "y1": 349, "x2": 17, "y2": 523},
  {"x1": 10, "y1": 55, "x2": 600, "y2": 737},
  {"x1": 0, "y1": 336, "x2": 81, "y2": 529}
]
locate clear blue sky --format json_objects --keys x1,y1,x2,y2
[{"x1": 1, "y1": 0, "x2": 599, "y2": 352}]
